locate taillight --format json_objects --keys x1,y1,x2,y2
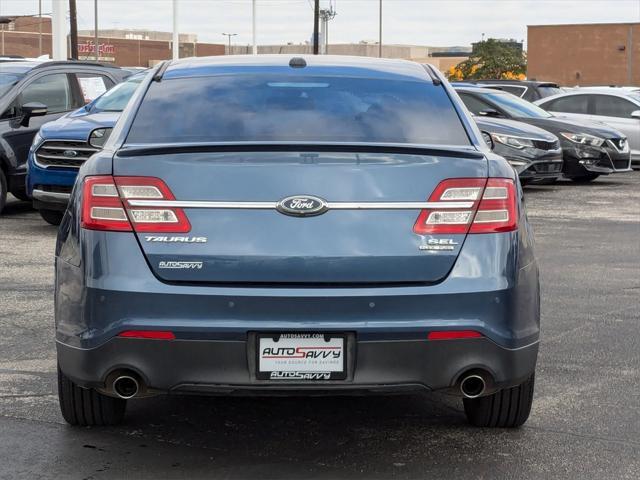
[
  {"x1": 413, "y1": 178, "x2": 517, "y2": 235},
  {"x1": 81, "y1": 175, "x2": 191, "y2": 233},
  {"x1": 82, "y1": 176, "x2": 132, "y2": 231},
  {"x1": 468, "y1": 178, "x2": 517, "y2": 234}
]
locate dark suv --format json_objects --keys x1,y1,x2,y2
[
  {"x1": 457, "y1": 80, "x2": 562, "y2": 102},
  {"x1": 0, "y1": 60, "x2": 128, "y2": 213}
]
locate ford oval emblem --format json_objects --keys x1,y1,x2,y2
[
  {"x1": 276, "y1": 195, "x2": 328, "y2": 217},
  {"x1": 62, "y1": 150, "x2": 78, "y2": 158}
]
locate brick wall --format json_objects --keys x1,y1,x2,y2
[
  {"x1": 0, "y1": 31, "x2": 224, "y2": 67},
  {"x1": 527, "y1": 23, "x2": 640, "y2": 86}
]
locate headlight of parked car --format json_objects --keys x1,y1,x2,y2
[
  {"x1": 30, "y1": 131, "x2": 43, "y2": 149},
  {"x1": 559, "y1": 132, "x2": 605, "y2": 148},
  {"x1": 492, "y1": 134, "x2": 535, "y2": 150}
]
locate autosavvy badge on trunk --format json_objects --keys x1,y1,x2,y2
[{"x1": 276, "y1": 195, "x2": 328, "y2": 217}]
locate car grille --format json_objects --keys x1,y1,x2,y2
[
  {"x1": 35, "y1": 140, "x2": 99, "y2": 169},
  {"x1": 533, "y1": 162, "x2": 563, "y2": 173},
  {"x1": 532, "y1": 139, "x2": 560, "y2": 150},
  {"x1": 612, "y1": 158, "x2": 630, "y2": 169}
]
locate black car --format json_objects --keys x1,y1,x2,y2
[
  {"x1": 0, "y1": 60, "x2": 129, "y2": 213},
  {"x1": 474, "y1": 116, "x2": 563, "y2": 183},
  {"x1": 458, "y1": 80, "x2": 562, "y2": 102},
  {"x1": 455, "y1": 86, "x2": 632, "y2": 182}
]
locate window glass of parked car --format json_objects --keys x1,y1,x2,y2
[
  {"x1": 491, "y1": 85, "x2": 527, "y2": 97},
  {"x1": 1, "y1": 73, "x2": 74, "y2": 119},
  {"x1": 126, "y1": 75, "x2": 471, "y2": 145},
  {"x1": 472, "y1": 91, "x2": 553, "y2": 119},
  {"x1": 537, "y1": 85, "x2": 562, "y2": 98},
  {"x1": 75, "y1": 73, "x2": 114, "y2": 104},
  {"x1": 91, "y1": 74, "x2": 144, "y2": 112},
  {"x1": 591, "y1": 95, "x2": 637, "y2": 118},
  {"x1": 21, "y1": 73, "x2": 73, "y2": 113},
  {"x1": 0, "y1": 73, "x2": 24, "y2": 97},
  {"x1": 545, "y1": 94, "x2": 589, "y2": 114},
  {"x1": 458, "y1": 93, "x2": 498, "y2": 115}
]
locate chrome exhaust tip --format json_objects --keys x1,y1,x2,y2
[
  {"x1": 112, "y1": 375, "x2": 140, "y2": 399},
  {"x1": 460, "y1": 374, "x2": 486, "y2": 399}
]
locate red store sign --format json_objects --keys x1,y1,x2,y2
[{"x1": 78, "y1": 41, "x2": 116, "y2": 55}]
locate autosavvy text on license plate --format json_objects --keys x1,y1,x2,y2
[{"x1": 257, "y1": 333, "x2": 346, "y2": 381}]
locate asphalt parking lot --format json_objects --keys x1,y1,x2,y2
[{"x1": 0, "y1": 172, "x2": 638, "y2": 479}]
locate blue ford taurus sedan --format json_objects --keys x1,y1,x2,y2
[{"x1": 55, "y1": 56, "x2": 539, "y2": 428}]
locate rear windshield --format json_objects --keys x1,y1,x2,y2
[
  {"x1": 537, "y1": 85, "x2": 562, "y2": 98},
  {"x1": 126, "y1": 74, "x2": 471, "y2": 145}
]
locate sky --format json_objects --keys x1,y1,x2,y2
[{"x1": 2, "y1": 0, "x2": 639, "y2": 48}]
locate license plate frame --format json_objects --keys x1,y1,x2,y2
[{"x1": 255, "y1": 332, "x2": 348, "y2": 381}]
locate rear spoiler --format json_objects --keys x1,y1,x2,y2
[{"x1": 116, "y1": 142, "x2": 486, "y2": 160}]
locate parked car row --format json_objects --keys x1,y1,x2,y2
[
  {"x1": 0, "y1": 60, "x2": 635, "y2": 227},
  {"x1": 0, "y1": 60, "x2": 130, "y2": 213}
]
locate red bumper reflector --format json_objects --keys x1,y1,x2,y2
[
  {"x1": 427, "y1": 330, "x2": 483, "y2": 340},
  {"x1": 118, "y1": 330, "x2": 176, "y2": 340}
]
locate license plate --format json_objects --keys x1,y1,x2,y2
[{"x1": 256, "y1": 333, "x2": 347, "y2": 381}]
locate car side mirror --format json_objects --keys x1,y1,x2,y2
[
  {"x1": 20, "y1": 102, "x2": 47, "y2": 127},
  {"x1": 88, "y1": 127, "x2": 113, "y2": 149},
  {"x1": 481, "y1": 131, "x2": 494, "y2": 150},
  {"x1": 631, "y1": 110, "x2": 640, "y2": 119},
  {"x1": 478, "y1": 108, "x2": 502, "y2": 118}
]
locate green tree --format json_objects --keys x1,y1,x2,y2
[{"x1": 449, "y1": 39, "x2": 527, "y2": 80}]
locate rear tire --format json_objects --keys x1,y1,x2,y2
[
  {"x1": 39, "y1": 209, "x2": 64, "y2": 226},
  {"x1": 58, "y1": 366, "x2": 126, "y2": 426},
  {"x1": 569, "y1": 173, "x2": 599, "y2": 183},
  {"x1": 463, "y1": 373, "x2": 535, "y2": 428},
  {"x1": 0, "y1": 170, "x2": 7, "y2": 214},
  {"x1": 10, "y1": 189, "x2": 30, "y2": 202}
]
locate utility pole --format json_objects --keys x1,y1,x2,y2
[
  {"x1": 313, "y1": 0, "x2": 319, "y2": 55},
  {"x1": 378, "y1": 0, "x2": 382, "y2": 58},
  {"x1": 222, "y1": 33, "x2": 237, "y2": 53},
  {"x1": 252, "y1": 0, "x2": 257, "y2": 54},
  {"x1": 172, "y1": 0, "x2": 179, "y2": 60},
  {"x1": 319, "y1": 5, "x2": 336, "y2": 55},
  {"x1": 94, "y1": 0, "x2": 99, "y2": 61},
  {"x1": 69, "y1": 0, "x2": 78, "y2": 59}
]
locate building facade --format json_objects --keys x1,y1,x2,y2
[
  {"x1": 0, "y1": 16, "x2": 224, "y2": 66},
  {"x1": 527, "y1": 23, "x2": 639, "y2": 86}
]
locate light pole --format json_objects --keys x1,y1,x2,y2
[
  {"x1": 172, "y1": 0, "x2": 179, "y2": 60},
  {"x1": 94, "y1": 0, "x2": 99, "y2": 61},
  {"x1": 222, "y1": 32, "x2": 237, "y2": 54},
  {"x1": 38, "y1": 0, "x2": 42, "y2": 56},
  {"x1": 378, "y1": 0, "x2": 382, "y2": 58},
  {"x1": 51, "y1": 0, "x2": 67, "y2": 60},
  {"x1": 252, "y1": 0, "x2": 257, "y2": 55}
]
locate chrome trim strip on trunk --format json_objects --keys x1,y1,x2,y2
[
  {"x1": 126, "y1": 200, "x2": 476, "y2": 210},
  {"x1": 32, "y1": 189, "x2": 71, "y2": 204}
]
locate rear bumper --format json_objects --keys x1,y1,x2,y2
[
  {"x1": 32, "y1": 188, "x2": 70, "y2": 211},
  {"x1": 57, "y1": 335, "x2": 538, "y2": 396},
  {"x1": 55, "y1": 228, "x2": 540, "y2": 396}
]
